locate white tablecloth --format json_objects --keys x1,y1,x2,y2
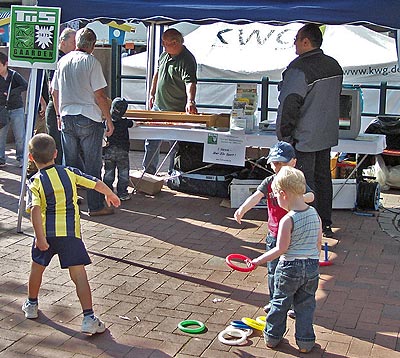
[{"x1": 129, "y1": 126, "x2": 386, "y2": 155}]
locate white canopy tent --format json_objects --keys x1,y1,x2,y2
[{"x1": 122, "y1": 22, "x2": 400, "y2": 129}]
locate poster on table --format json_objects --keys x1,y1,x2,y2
[{"x1": 203, "y1": 132, "x2": 246, "y2": 166}]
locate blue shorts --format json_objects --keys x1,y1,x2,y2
[{"x1": 32, "y1": 236, "x2": 91, "y2": 269}]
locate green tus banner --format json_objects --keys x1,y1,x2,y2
[{"x1": 9, "y1": 5, "x2": 60, "y2": 69}]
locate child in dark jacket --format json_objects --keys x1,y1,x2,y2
[{"x1": 103, "y1": 97, "x2": 134, "y2": 201}]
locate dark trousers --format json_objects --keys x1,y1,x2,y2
[
  {"x1": 46, "y1": 100, "x2": 63, "y2": 165},
  {"x1": 103, "y1": 145, "x2": 130, "y2": 196},
  {"x1": 295, "y1": 148, "x2": 332, "y2": 227}
]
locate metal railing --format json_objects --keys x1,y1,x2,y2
[{"x1": 111, "y1": 42, "x2": 399, "y2": 119}]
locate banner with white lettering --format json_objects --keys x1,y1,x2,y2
[{"x1": 9, "y1": 5, "x2": 60, "y2": 69}]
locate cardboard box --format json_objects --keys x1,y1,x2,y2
[
  {"x1": 214, "y1": 113, "x2": 230, "y2": 128},
  {"x1": 332, "y1": 179, "x2": 356, "y2": 209},
  {"x1": 230, "y1": 179, "x2": 266, "y2": 208},
  {"x1": 129, "y1": 170, "x2": 164, "y2": 195}
]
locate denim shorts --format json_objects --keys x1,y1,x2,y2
[{"x1": 32, "y1": 236, "x2": 91, "y2": 269}]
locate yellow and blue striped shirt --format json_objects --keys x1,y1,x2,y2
[{"x1": 27, "y1": 165, "x2": 98, "y2": 239}]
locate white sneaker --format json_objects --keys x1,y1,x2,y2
[
  {"x1": 22, "y1": 300, "x2": 38, "y2": 319},
  {"x1": 263, "y1": 302, "x2": 272, "y2": 313},
  {"x1": 81, "y1": 315, "x2": 106, "y2": 335}
]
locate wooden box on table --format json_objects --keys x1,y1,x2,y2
[{"x1": 125, "y1": 110, "x2": 229, "y2": 128}]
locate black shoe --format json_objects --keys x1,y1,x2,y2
[
  {"x1": 119, "y1": 193, "x2": 132, "y2": 201},
  {"x1": 322, "y1": 225, "x2": 334, "y2": 238},
  {"x1": 88, "y1": 207, "x2": 114, "y2": 217}
]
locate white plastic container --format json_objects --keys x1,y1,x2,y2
[{"x1": 332, "y1": 179, "x2": 357, "y2": 209}]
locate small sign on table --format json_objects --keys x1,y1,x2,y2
[{"x1": 203, "y1": 133, "x2": 246, "y2": 166}]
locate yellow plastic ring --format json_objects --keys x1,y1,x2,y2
[
  {"x1": 256, "y1": 315, "x2": 266, "y2": 325},
  {"x1": 241, "y1": 317, "x2": 265, "y2": 331}
]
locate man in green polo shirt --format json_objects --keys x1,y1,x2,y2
[{"x1": 143, "y1": 28, "x2": 197, "y2": 174}]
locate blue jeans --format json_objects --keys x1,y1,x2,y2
[
  {"x1": 143, "y1": 139, "x2": 162, "y2": 174},
  {"x1": 61, "y1": 114, "x2": 105, "y2": 212},
  {"x1": 143, "y1": 139, "x2": 177, "y2": 174},
  {"x1": 142, "y1": 105, "x2": 177, "y2": 174},
  {"x1": 266, "y1": 233, "x2": 279, "y2": 301},
  {"x1": 0, "y1": 107, "x2": 25, "y2": 162},
  {"x1": 265, "y1": 259, "x2": 319, "y2": 347},
  {"x1": 295, "y1": 148, "x2": 332, "y2": 227},
  {"x1": 103, "y1": 145, "x2": 130, "y2": 197}
]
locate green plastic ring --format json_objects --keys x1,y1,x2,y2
[{"x1": 178, "y1": 320, "x2": 206, "y2": 334}]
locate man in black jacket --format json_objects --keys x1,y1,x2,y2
[{"x1": 276, "y1": 24, "x2": 343, "y2": 238}]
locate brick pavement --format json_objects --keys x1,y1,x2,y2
[{"x1": 1, "y1": 149, "x2": 400, "y2": 357}]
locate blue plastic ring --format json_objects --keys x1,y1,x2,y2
[{"x1": 230, "y1": 320, "x2": 251, "y2": 329}]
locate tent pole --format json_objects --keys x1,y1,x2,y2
[
  {"x1": 396, "y1": 30, "x2": 400, "y2": 67},
  {"x1": 146, "y1": 23, "x2": 156, "y2": 110},
  {"x1": 145, "y1": 23, "x2": 164, "y2": 109},
  {"x1": 17, "y1": 68, "x2": 43, "y2": 233}
]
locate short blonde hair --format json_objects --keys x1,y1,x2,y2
[{"x1": 272, "y1": 166, "x2": 306, "y2": 196}]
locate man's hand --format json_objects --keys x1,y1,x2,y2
[
  {"x1": 185, "y1": 102, "x2": 197, "y2": 114},
  {"x1": 105, "y1": 119, "x2": 114, "y2": 137},
  {"x1": 149, "y1": 95, "x2": 155, "y2": 109}
]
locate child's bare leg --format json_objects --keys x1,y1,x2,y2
[
  {"x1": 29, "y1": 261, "x2": 46, "y2": 299},
  {"x1": 68, "y1": 265, "x2": 92, "y2": 310},
  {"x1": 23, "y1": 261, "x2": 45, "y2": 318},
  {"x1": 69, "y1": 265, "x2": 105, "y2": 334}
]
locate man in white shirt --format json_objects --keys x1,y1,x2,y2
[{"x1": 52, "y1": 28, "x2": 115, "y2": 216}]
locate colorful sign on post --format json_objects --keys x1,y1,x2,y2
[{"x1": 9, "y1": 5, "x2": 60, "y2": 69}]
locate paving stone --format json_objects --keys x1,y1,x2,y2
[{"x1": 1, "y1": 151, "x2": 400, "y2": 356}]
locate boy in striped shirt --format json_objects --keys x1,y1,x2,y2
[{"x1": 23, "y1": 133, "x2": 120, "y2": 335}]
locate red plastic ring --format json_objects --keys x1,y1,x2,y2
[
  {"x1": 319, "y1": 260, "x2": 333, "y2": 266},
  {"x1": 226, "y1": 254, "x2": 255, "y2": 272}
]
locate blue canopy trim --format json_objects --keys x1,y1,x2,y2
[{"x1": 37, "y1": 0, "x2": 400, "y2": 30}]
